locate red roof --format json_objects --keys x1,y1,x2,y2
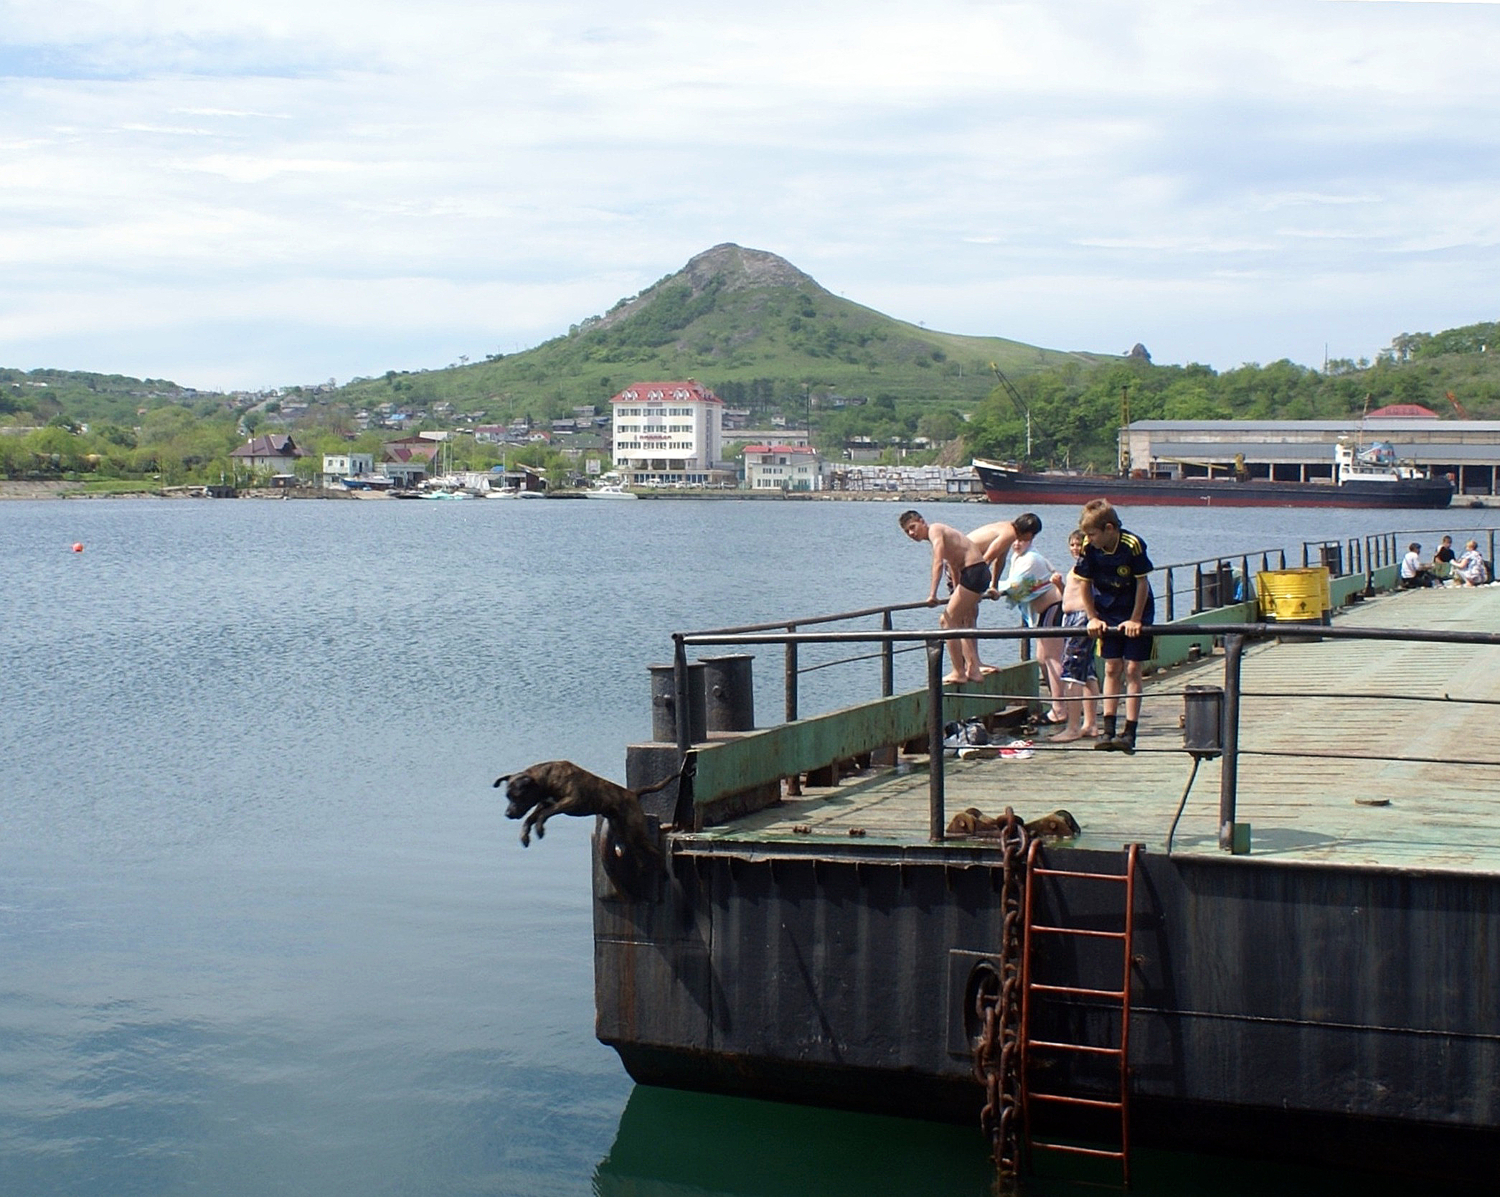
[
  {"x1": 1367, "y1": 403, "x2": 1439, "y2": 418},
  {"x1": 610, "y1": 381, "x2": 722, "y2": 406}
]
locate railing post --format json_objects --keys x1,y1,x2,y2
[
  {"x1": 1301, "y1": 542, "x2": 1309, "y2": 568},
  {"x1": 927, "y1": 641, "x2": 946, "y2": 842},
  {"x1": 881, "y1": 610, "x2": 895, "y2": 697},
  {"x1": 784, "y1": 624, "x2": 798, "y2": 723},
  {"x1": 1219, "y1": 633, "x2": 1246, "y2": 854},
  {"x1": 1164, "y1": 566, "x2": 1175, "y2": 623},
  {"x1": 1192, "y1": 564, "x2": 1203, "y2": 615},
  {"x1": 1240, "y1": 555, "x2": 1251, "y2": 604},
  {"x1": 672, "y1": 634, "x2": 692, "y2": 757}
]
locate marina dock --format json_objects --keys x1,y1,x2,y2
[{"x1": 594, "y1": 555, "x2": 1500, "y2": 1184}]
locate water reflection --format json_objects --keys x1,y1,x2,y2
[
  {"x1": 595, "y1": 1085, "x2": 1480, "y2": 1197},
  {"x1": 594, "y1": 1086, "x2": 992, "y2": 1197}
]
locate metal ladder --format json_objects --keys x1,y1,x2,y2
[{"x1": 1019, "y1": 840, "x2": 1140, "y2": 1187}]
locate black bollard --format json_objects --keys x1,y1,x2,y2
[
  {"x1": 648, "y1": 662, "x2": 706, "y2": 744},
  {"x1": 700, "y1": 653, "x2": 755, "y2": 732}
]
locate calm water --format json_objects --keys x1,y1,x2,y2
[{"x1": 2, "y1": 496, "x2": 1491, "y2": 1196}]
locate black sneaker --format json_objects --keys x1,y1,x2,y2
[
  {"x1": 1116, "y1": 734, "x2": 1137, "y2": 756},
  {"x1": 1094, "y1": 737, "x2": 1122, "y2": 752}
]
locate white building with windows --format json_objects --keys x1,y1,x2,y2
[
  {"x1": 743, "y1": 444, "x2": 822, "y2": 492},
  {"x1": 609, "y1": 381, "x2": 729, "y2": 486}
]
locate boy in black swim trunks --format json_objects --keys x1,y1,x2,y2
[
  {"x1": 1073, "y1": 499, "x2": 1154, "y2": 753},
  {"x1": 900, "y1": 510, "x2": 992, "y2": 683}
]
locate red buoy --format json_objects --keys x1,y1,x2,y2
[{"x1": 71, "y1": 543, "x2": 84, "y2": 552}]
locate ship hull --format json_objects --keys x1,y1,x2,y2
[{"x1": 972, "y1": 460, "x2": 1454, "y2": 508}]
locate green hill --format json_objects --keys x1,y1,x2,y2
[{"x1": 338, "y1": 243, "x2": 1113, "y2": 418}]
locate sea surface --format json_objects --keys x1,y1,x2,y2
[{"x1": 2, "y1": 496, "x2": 1492, "y2": 1197}]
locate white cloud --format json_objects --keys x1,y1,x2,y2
[{"x1": 1, "y1": 0, "x2": 1498, "y2": 386}]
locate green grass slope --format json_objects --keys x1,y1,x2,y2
[{"x1": 339, "y1": 244, "x2": 1113, "y2": 418}]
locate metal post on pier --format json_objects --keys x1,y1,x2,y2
[
  {"x1": 1219, "y1": 634, "x2": 1248, "y2": 854},
  {"x1": 784, "y1": 625, "x2": 798, "y2": 723},
  {"x1": 927, "y1": 641, "x2": 946, "y2": 842},
  {"x1": 1164, "y1": 566, "x2": 1175, "y2": 623},
  {"x1": 784, "y1": 624, "x2": 801, "y2": 796},
  {"x1": 881, "y1": 610, "x2": 895, "y2": 697},
  {"x1": 672, "y1": 635, "x2": 692, "y2": 757}
]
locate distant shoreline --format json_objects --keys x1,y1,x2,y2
[{"x1": 0, "y1": 480, "x2": 982, "y2": 504}]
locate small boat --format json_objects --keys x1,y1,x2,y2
[{"x1": 586, "y1": 483, "x2": 637, "y2": 500}]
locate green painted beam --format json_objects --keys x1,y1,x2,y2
[{"x1": 692, "y1": 661, "x2": 1038, "y2": 808}]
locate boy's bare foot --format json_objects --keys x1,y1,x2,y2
[
  {"x1": 978, "y1": 664, "x2": 1000, "y2": 675},
  {"x1": 943, "y1": 672, "x2": 969, "y2": 684},
  {"x1": 1081, "y1": 727, "x2": 1099, "y2": 738},
  {"x1": 966, "y1": 670, "x2": 986, "y2": 683},
  {"x1": 1049, "y1": 729, "x2": 1083, "y2": 743}
]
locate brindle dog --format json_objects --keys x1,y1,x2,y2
[{"x1": 494, "y1": 755, "x2": 694, "y2": 867}]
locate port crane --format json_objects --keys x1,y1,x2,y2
[{"x1": 988, "y1": 362, "x2": 1031, "y2": 458}]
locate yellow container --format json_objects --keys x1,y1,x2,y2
[{"x1": 1256, "y1": 567, "x2": 1331, "y2": 622}]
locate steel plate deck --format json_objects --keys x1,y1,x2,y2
[{"x1": 676, "y1": 586, "x2": 1500, "y2": 873}]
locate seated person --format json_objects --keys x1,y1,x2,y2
[
  {"x1": 1432, "y1": 535, "x2": 1456, "y2": 584},
  {"x1": 1399, "y1": 542, "x2": 1435, "y2": 589},
  {"x1": 1455, "y1": 540, "x2": 1489, "y2": 586}
]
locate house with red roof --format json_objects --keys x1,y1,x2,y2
[
  {"x1": 744, "y1": 444, "x2": 822, "y2": 492},
  {"x1": 609, "y1": 381, "x2": 734, "y2": 486}
]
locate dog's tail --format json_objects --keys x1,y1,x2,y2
[{"x1": 634, "y1": 750, "x2": 696, "y2": 798}]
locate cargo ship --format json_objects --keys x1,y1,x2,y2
[{"x1": 972, "y1": 438, "x2": 1454, "y2": 508}]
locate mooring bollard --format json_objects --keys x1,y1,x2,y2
[
  {"x1": 700, "y1": 653, "x2": 755, "y2": 732},
  {"x1": 648, "y1": 661, "x2": 707, "y2": 744}
]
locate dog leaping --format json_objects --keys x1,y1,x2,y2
[{"x1": 493, "y1": 755, "x2": 695, "y2": 869}]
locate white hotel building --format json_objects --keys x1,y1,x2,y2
[{"x1": 609, "y1": 381, "x2": 731, "y2": 486}]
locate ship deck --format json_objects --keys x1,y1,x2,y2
[{"x1": 678, "y1": 585, "x2": 1500, "y2": 874}]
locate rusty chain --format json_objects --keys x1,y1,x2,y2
[{"x1": 973, "y1": 807, "x2": 1030, "y2": 1186}]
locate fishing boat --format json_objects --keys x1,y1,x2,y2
[{"x1": 972, "y1": 438, "x2": 1454, "y2": 508}]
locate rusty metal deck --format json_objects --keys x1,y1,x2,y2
[{"x1": 681, "y1": 585, "x2": 1500, "y2": 872}]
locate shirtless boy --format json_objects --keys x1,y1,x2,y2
[
  {"x1": 995, "y1": 513, "x2": 1067, "y2": 725},
  {"x1": 899, "y1": 509, "x2": 991, "y2": 683},
  {"x1": 966, "y1": 518, "x2": 1020, "y2": 595}
]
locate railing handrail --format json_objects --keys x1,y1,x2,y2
[
  {"x1": 679, "y1": 621, "x2": 1500, "y2": 649},
  {"x1": 685, "y1": 598, "x2": 933, "y2": 638}
]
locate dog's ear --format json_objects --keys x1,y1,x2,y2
[{"x1": 493, "y1": 775, "x2": 510, "y2": 789}]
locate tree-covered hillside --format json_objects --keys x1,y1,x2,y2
[
  {"x1": 336, "y1": 244, "x2": 1110, "y2": 420},
  {"x1": 1, "y1": 240, "x2": 1496, "y2": 485}
]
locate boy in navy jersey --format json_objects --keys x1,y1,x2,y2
[{"x1": 1072, "y1": 499, "x2": 1154, "y2": 753}]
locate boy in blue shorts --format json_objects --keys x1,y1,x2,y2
[{"x1": 1072, "y1": 499, "x2": 1154, "y2": 754}]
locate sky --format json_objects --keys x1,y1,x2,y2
[{"x1": 2, "y1": 0, "x2": 1498, "y2": 392}]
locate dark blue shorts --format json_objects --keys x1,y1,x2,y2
[{"x1": 1096, "y1": 597, "x2": 1155, "y2": 662}]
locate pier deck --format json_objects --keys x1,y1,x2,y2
[{"x1": 680, "y1": 585, "x2": 1500, "y2": 873}]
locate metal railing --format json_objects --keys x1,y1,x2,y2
[{"x1": 668, "y1": 617, "x2": 1500, "y2": 854}]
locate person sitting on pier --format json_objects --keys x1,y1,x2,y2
[
  {"x1": 1455, "y1": 540, "x2": 1489, "y2": 587},
  {"x1": 1073, "y1": 499, "x2": 1154, "y2": 754},
  {"x1": 1432, "y1": 535, "x2": 1456, "y2": 585},
  {"x1": 899, "y1": 510, "x2": 995, "y2": 684},
  {"x1": 995, "y1": 513, "x2": 1067, "y2": 726},
  {"x1": 1399, "y1": 543, "x2": 1436, "y2": 589},
  {"x1": 1052, "y1": 529, "x2": 1101, "y2": 742}
]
